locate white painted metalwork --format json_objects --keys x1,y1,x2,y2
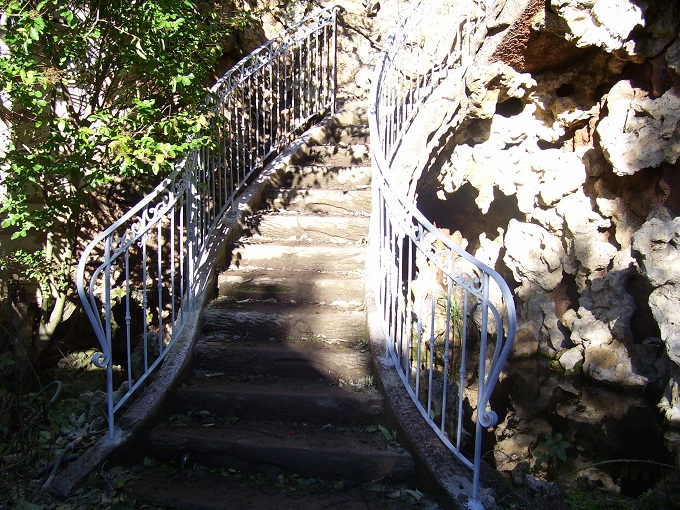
[
  {"x1": 76, "y1": 6, "x2": 339, "y2": 440},
  {"x1": 367, "y1": 1, "x2": 516, "y2": 509}
]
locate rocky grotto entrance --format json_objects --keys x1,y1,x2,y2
[
  {"x1": 395, "y1": 0, "x2": 680, "y2": 503},
  {"x1": 491, "y1": 358, "x2": 675, "y2": 499}
]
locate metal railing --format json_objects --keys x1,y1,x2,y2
[
  {"x1": 367, "y1": 2, "x2": 516, "y2": 509},
  {"x1": 76, "y1": 6, "x2": 339, "y2": 440}
]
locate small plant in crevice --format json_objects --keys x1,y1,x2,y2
[{"x1": 533, "y1": 432, "x2": 571, "y2": 480}]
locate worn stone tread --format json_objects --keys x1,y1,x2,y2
[
  {"x1": 174, "y1": 378, "x2": 384, "y2": 425},
  {"x1": 265, "y1": 187, "x2": 372, "y2": 215},
  {"x1": 304, "y1": 144, "x2": 370, "y2": 166},
  {"x1": 272, "y1": 165, "x2": 371, "y2": 189},
  {"x1": 150, "y1": 420, "x2": 414, "y2": 483},
  {"x1": 217, "y1": 269, "x2": 365, "y2": 303},
  {"x1": 319, "y1": 123, "x2": 370, "y2": 145},
  {"x1": 202, "y1": 301, "x2": 366, "y2": 343},
  {"x1": 124, "y1": 465, "x2": 429, "y2": 510},
  {"x1": 227, "y1": 242, "x2": 367, "y2": 272},
  {"x1": 245, "y1": 213, "x2": 369, "y2": 244},
  {"x1": 193, "y1": 339, "x2": 372, "y2": 379}
]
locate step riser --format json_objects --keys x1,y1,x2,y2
[
  {"x1": 266, "y1": 189, "x2": 371, "y2": 215},
  {"x1": 171, "y1": 450, "x2": 412, "y2": 484},
  {"x1": 150, "y1": 429, "x2": 414, "y2": 483},
  {"x1": 202, "y1": 308, "x2": 367, "y2": 343},
  {"x1": 174, "y1": 389, "x2": 384, "y2": 425},
  {"x1": 322, "y1": 123, "x2": 370, "y2": 145},
  {"x1": 228, "y1": 245, "x2": 366, "y2": 272},
  {"x1": 248, "y1": 215, "x2": 369, "y2": 244},
  {"x1": 305, "y1": 145, "x2": 370, "y2": 167},
  {"x1": 217, "y1": 273, "x2": 365, "y2": 303},
  {"x1": 272, "y1": 165, "x2": 371, "y2": 189},
  {"x1": 193, "y1": 344, "x2": 372, "y2": 380}
]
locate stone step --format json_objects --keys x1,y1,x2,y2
[
  {"x1": 272, "y1": 164, "x2": 371, "y2": 189},
  {"x1": 217, "y1": 269, "x2": 365, "y2": 303},
  {"x1": 193, "y1": 338, "x2": 372, "y2": 380},
  {"x1": 265, "y1": 188, "x2": 371, "y2": 215},
  {"x1": 149, "y1": 421, "x2": 415, "y2": 483},
  {"x1": 227, "y1": 243, "x2": 366, "y2": 272},
  {"x1": 124, "y1": 466, "x2": 429, "y2": 510},
  {"x1": 322, "y1": 123, "x2": 370, "y2": 145},
  {"x1": 203, "y1": 300, "x2": 367, "y2": 343},
  {"x1": 303, "y1": 144, "x2": 371, "y2": 167},
  {"x1": 174, "y1": 377, "x2": 383, "y2": 425},
  {"x1": 246, "y1": 214, "x2": 369, "y2": 244}
]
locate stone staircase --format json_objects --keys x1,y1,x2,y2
[{"x1": 126, "y1": 120, "x2": 418, "y2": 507}]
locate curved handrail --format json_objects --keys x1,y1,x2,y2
[
  {"x1": 76, "y1": 6, "x2": 340, "y2": 440},
  {"x1": 368, "y1": 1, "x2": 515, "y2": 508}
]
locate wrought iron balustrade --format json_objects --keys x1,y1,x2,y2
[
  {"x1": 76, "y1": 6, "x2": 339, "y2": 440},
  {"x1": 367, "y1": 2, "x2": 516, "y2": 509}
]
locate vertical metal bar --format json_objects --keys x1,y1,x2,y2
[
  {"x1": 124, "y1": 248, "x2": 132, "y2": 388},
  {"x1": 104, "y1": 237, "x2": 115, "y2": 439},
  {"x1": 441, "y1": 257, "x2": 453, "y2": 434},
  {"x1": 427, "y1": 281, "x2": 435, "y2": 417},
  {"x1": 255, "y1": 70, "x2": 261, "y2": 165},
  {"x1": 321, "y1": 24, "x2": 334, "y2": 109},
  {"x1": 457, "y1": 290, "x2": 469, "y2": 448},
  {"x1": 248, "y1": 74, "x2": 254, "y2": 173},
  {"x1": 186, "y1": 161, "x2": 195, "y2": 308},
  {"x1": 178, "y1": 182, "x2": 185, "y2": 324},
  {"x1": 170, "y1": 201, "x2": 176, "y2": 335},
  {"x1": 331, "y1": 7, "x2": 338, "y2": 114},
  {"x1": 141, "y1": 228, "x2": 149, "y2": 374},
  {"x1": 472, "y1": 273, "x2": 490, "y2": 504},
  {"x1": 405, "y1": 237, "x2": 414, "y2": 380},
  {"x1": 415, "y1": 242, "x2": 424, "y2": 400},
  {"x1": 157, "y1": 217, "x2": 163, "y2": 342},
  {"x1": 396, "y1": 235, "x2": 404, "y2": 363}
]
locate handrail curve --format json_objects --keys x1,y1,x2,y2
[
  {"x1": 368, "y1": 1, "x2": 516, "y2": 508},
  {"x1": 76, "y1": 6, "x2": 339, "y2": 440}
]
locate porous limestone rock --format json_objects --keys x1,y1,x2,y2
[
  {"x1": 659, "y1": 369, "x2": 680, "y2": 427},
  {"x1": 400, "y1": 0, "x2": 680, "y2": 398},
  {"x1": 633, "y1": 207, "x2": 680, "y2": 288},
  {"x1": 633, "y1": 208, "x2": 680, "y2": 369},
  {"x1": 503, "y1": 219, "x2": 565, "y2": 293},
  {"x1": 564, "y1": 307, "x2": 613, "y2": 347},
  {"x1": 558, "y1": 346, "x2": 583, "y2": 374},
  {"x1": 597, "y1": 81, "x2": 680, "y2": 177},
  {"x1": 547, "y1": 0, "x2": 645, "y2": 58},
  {"x1": 582, "y1": 340, "x2": 649, "y2": 388},
  {"x1": 649, "y1": 285, "x2": 680, "y2": 367},
  {"x1": 512, "y1": 322, "x2": 540, "y2": 358},
  {"x1": 556, "y1": 190, "x2": 616, "y2": 279}
]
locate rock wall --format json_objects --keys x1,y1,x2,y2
[{"x1": 407, "y1": 0, "x2": 680, "y2": 425}]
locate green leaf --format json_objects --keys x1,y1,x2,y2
[
  {"x1": 378, "y1": 424, "x2": 393, "y2": 441},
  {"x1": 404, "y1": 489, "x2": 424, "y2": 501}
]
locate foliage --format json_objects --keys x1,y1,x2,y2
[
  {"x1": 533, "y1": 433, "x2": 571, "y2": 478},
  {"x1": 565, "y1": 489, "x2": 655, "y2": 510},
  {"x1": 0, "y1": 0, "x2": 255, "y2": 351}
]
